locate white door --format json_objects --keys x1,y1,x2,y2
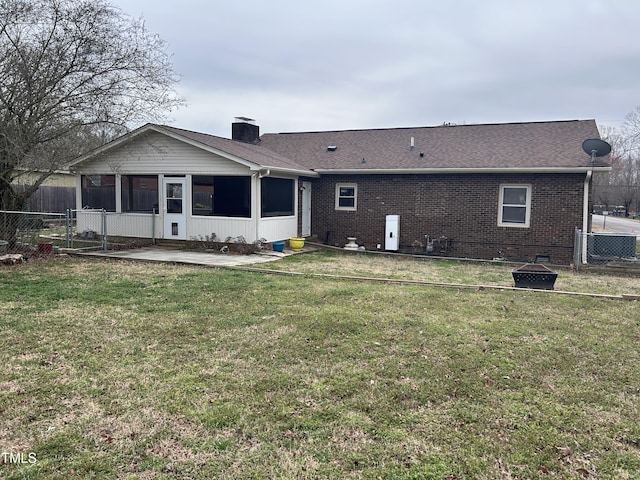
[
  {"x1": 301, "y1": 181, "x2": 311, "y2": 237},
  {"x1": 163, "y1": 177, "x2": 187, "y2": 240}
]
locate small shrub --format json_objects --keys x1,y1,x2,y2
[{"x1": 186, "y1": 233, "x2": 266, "y2": 255}]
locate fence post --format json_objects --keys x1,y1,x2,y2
[
  {"x1": 102, "y1": 209, "x2": 107, "y2": 251},
  {"x1": 66, "y1": 209, "x2": 72, "y2": 248},
  {"x1": 573, "y1": 229, "x2": 581, "y2": 271},
  {"x1": 152, "y1": 207, "x2": 156, "y2": 245}
]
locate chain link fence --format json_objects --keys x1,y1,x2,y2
[
  {"x1": 72, "y1": 209, "x2": 108, "y2": 250},
  {"x1": 1, "y1": 210, "x2": 69, "y2": 255},
  {"x1": 1, "y1": 209, "x2": 160, "y2": 256},
  {"x1": 0, "y1": 209, "x2": 109, "y2": 255},
  {"x1": 574, "y1": 229, "x2": 640, "y2": 269}
]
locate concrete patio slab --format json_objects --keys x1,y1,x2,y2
[{"x1": 74, "y1": 247, "x2": 295, "y2": 267}]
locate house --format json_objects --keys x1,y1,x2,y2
[
  {"x1": 70, "y1": 118, "x2": 610, "y2": 264},
  {"x1": 261, "y1": 119, "x2": 611, "y2": 264},
  {"x1": 69, "y1": 119, "x2": 317, "y2": 244},
  {"x1": 13, "y1": 169, "x2": 76, "y2": 212}
]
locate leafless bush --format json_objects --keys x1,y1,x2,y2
[{"x1": 186, "y1": 233, "x2": 266, "y2": 255}]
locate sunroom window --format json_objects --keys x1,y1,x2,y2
[
  {"x1": 121, "y1": 175, "x2": 158, "y2": 213},
  {"x1": 81, "y1": 175, "x2": 115, "y2": 211},
  {"x1": 192, "y1": 176, "x2": 251, "y2": 217},
  {"x1": 261, "y1": 177, "x2": 294, "y2": 217}
]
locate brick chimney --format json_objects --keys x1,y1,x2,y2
[{"x1": 232, "y1": 117, "x2": 259, "y2": 143}]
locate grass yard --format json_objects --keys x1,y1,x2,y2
[
  {"x1": 1, "y1": 254, "x2": 639, "y2": 479},
  {"x1": 259, "y1": 250, "x2": 640, "y2": 297}
]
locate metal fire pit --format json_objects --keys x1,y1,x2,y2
[{"x1": 512, "y1": 263, "x2": 558, "y2": 290}]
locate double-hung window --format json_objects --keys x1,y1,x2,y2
[
  {"x1": 335, "y1": 184, "x2": 357, "y2": 211},
  {"x1": 498, "y1": 184, "x2": 531, "y2": 227}
]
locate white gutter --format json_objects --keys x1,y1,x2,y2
[
  {"x1": 314, "y1": 167, "x2": 612, "y2": 175},
  {"x1": 262, "y1": 166, "x2": 319, "y2": 177},
  {"x1": 582, "y1": 170, "x2": 592, "y2": 264}
]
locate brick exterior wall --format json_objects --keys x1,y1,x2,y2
[{"x1": 302, "y1": 173, "x2": 587, "y2": 265}]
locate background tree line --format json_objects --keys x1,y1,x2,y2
[{"x1": 594, "y1": 108, "x2": 640, "y2": 216}]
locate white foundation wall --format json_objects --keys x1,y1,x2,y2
[
  {"x1": 187, "y1": 216, "x2": 256, "y2": 242},
  {"x1": 76, "y1": 211, "x2": 298, "y2": 243},
  {"x1": 76, "y1": 210, "x2": 156, "y2": 238},
  {"x1": 258, "y1": 216, "x2": 298, "y2": 242}
]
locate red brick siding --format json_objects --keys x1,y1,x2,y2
[{"x1": 307, "y1": 173, "x2": 585, "y2": 264}]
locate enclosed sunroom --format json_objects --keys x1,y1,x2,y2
[{"x1": 69, "y1": 122, "x2": 317, "y2": 243}]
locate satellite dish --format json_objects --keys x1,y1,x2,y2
[{"x1": 582, "y1": 138, "x2": 611, "y2": 159}]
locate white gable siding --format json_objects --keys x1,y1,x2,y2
[{"x1": 76, "y1": 131, "x2": 252, "y2": 175}]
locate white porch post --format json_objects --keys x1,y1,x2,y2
[
  {"x1": 75, "y1": 175, "x2": 82, "y2": 209},
  {"x1": 115, "y1": 174, "x2": 122, "y2": 213},
  {"x1": 253, "y1": 172, "x2": 261, "y2": 242}
]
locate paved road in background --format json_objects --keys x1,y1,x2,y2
[{"x1": 592, "y1": 214, "x2": 640, "y2": 237}]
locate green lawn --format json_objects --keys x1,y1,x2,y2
[
  {"x1": 1, "y1": 255, "x2": 639, "y2": 479},
  {"x1": 260, "y1": 249, "x2": 640, "y2": 297}
]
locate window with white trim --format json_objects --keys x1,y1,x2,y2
[
  {"x1": 498, "y1": 184, "x2": 531, "y2": 227},
  {"x1": 335, "y1": 184, "x2": 357, "y2": 211}
]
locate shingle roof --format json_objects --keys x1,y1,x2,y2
[
  {"x1": 258, "y1": 119, "x2": 607, "y2": 171},
  {"x1": 70, "y1": 119, "x2": 608, "y2": 175}
]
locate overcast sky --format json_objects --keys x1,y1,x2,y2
[{"x1": 113, "y1": 0, "x2": 640, "y2": 138}]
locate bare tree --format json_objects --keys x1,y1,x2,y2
[
  {"x1": 619, "y1": 110, "x2": 640, "y2": 214},
  {"x1": 622, "y1": 106, "x2": 640, "y2": 144},
  {"x1": 0, "y1": 0, "x2": 183, "y2": 213},
  {"x1": 597, "y1": 123, "x2": 640, "y2": 215}
]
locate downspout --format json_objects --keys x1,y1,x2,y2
[{"x1": 581, "y1": 170, "x2": 592, "y2": 264}]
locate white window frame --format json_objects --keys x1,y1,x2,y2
[
  {"x1": 498, "y1": 184, "x2": 531, "y2": 228},
  {"x1": 335, "y1": 183, "x2": 357, "y2": 211}
]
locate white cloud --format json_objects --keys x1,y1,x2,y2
[{"x1": 115, "y1": 0, "x2": 640, "y2": 134}]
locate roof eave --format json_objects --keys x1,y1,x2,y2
[{"x1": 313, "y1": 167, "x2": 612, "y2": 175}]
